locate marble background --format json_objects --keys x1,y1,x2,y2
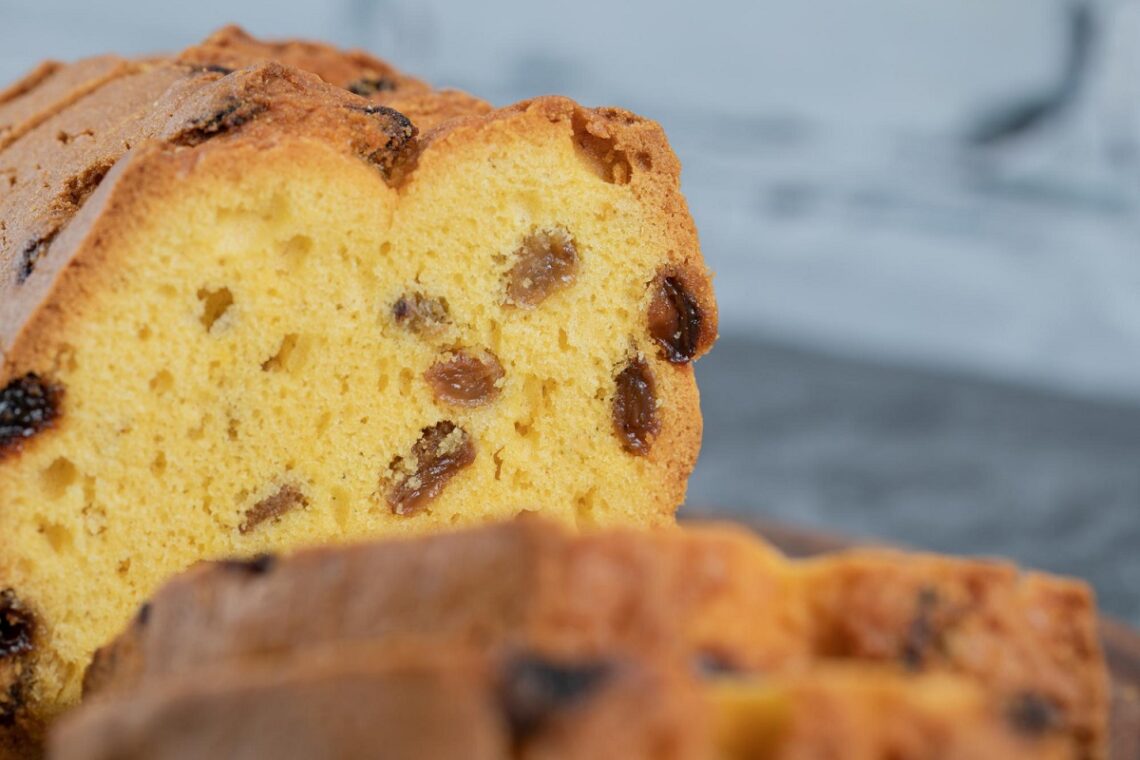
[{"x1": 2, "y1": 0, "x2": 1138, "y2": 623}]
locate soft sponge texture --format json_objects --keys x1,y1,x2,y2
[{"x1": 0, "y1": 35, "x2": 716, "y2": 747}]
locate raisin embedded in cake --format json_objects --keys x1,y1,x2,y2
[{"x1": 0, "y1": 27, "x2": 717, "y2": 748}]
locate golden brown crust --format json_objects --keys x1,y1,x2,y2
[
  {"x1": 179, "y1": 25, "x2": 430, "y2": 97},
  {"x1": 802, "y1": 550, "x2": 1110, "y2": 760},
  {"x1": 0, "y1": 57, "x2": 142, "y2": 153},
  {"x1": 0, "y1": 61, "x2": 418, "y2": 369}
]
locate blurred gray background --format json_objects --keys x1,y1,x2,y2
[{"x1": 3, "y1": 0, "x2": 1138, "y2": 623}]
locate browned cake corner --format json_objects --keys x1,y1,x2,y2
[
  {"x1": 0, "y1": 26, "x2": 717, "y2": 752},
  {"x1": 81, "y1": 520, "x2": 1107, "y2": 759}
]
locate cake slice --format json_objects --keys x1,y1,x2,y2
[
  {"x1": 0, "y1": 30, "x2": 717, "y2": 751},
  {"x1": 54, "y1": 640, "x2": 1068, "y2": 760},
  {"x1": 82, "y1": 519, "x2": 1109, "y2": 759}
]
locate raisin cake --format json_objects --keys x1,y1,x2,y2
[
  {"x1": 0, "y1": 28, "x2": 717, "y2": 750},
  {"x1": 53, "y1": 639, "x2": 1066, "y2": 760},
  {"x1": 83, "y1": 519, "x2": 1109, "y2": 759}
]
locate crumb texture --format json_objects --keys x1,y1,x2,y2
[{"x1": 0, "y1": 26, "x2": 716, "y2": 744}]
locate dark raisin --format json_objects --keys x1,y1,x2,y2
[
  {"x1": 195, "y1": 64, "x2": 235, "y2": 75},
  {"x1": 347, "y1": 77, "x2": 397, "y2": 96},
  {"x1": 239, "y1": 484, "x2": 308, "y2": 534},
  {"x1": 499, "y1": 654, "x2": 612, "y2": 743},
  {"x1": 901, "y1": 587, "x2": 940, "y2": 671},
  {"x1": 136, "y1": 602, "x2": 152, "y2": 627},
  {"x1": 17, "y1": 230, "x2": 58, "y2": 283},
  {"x1": 505, "y1": 229, "x2": 579, "y2": 308},
  {"x1": 612, "y1": 358, "x2": 659, "y2": 456},
  {"x1": 424, "y1": 350, "x2": 504, "y2": 407},
  {"x1": 393, "y1": 292, "x2": 449, "y2": 335},
  {"x1": 171, "y1": 96, "x2": 267, "y2": 147},
  {"x1": 0, "y1": 590, "x2": 35, "y2": 660},
  {"x1": 692, "y1": 649, "x2": 742, "y2": 678},
  {"x1": 1006, "y1": 692, "x2": 1061, "y2": 736},
  {"x1": 386, "y1": 421, "x2": 476, "y2": 516},
  {"x1": 647, "y1": 275, "x2": 702, "y2": 364},
  {"x1": 0, "y1": 676, "x2": 26, "y2": 727},
  {"x1": 354, "y1": 105, "x2": 418, "y2": 180},
  {"x1": 218, "y1": 553, "x2": 277, "y2": 575},
  {"x1": 0, "y1": 373, "x2": 62, "y2": 456}
]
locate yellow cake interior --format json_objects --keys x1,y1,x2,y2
[{"x1": 0, "y1": 112, "x2": 699, "y2": 713}]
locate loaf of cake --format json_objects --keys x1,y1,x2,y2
[
  {"x1": 54, "y1": 639, "x2": 1068, "y2": 760},
  {"x1": 0, "y1": 28, "x2": 717, "y2": 750},
  {"x1": 83, "y1": 519, "x2": 1109, "y2": 759}
]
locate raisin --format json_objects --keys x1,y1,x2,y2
[
  {"x1": 505, "y1": 229, "x2": 579, "y2": 308},
  {"x1": 692, "y1": 649, "x2": 742, "y2": 678},
  {"x1": 218, "y1": 553, "x2": 277, "y2": 575},
  {"x1": 0, "y1": 373, "x2": 62, "y2": 456},
  {"x1": 424, "y1": 350, "x2": 504, "y2": 407},
  {"x1": 239, "y1": 484, "x2": 308, "y2": 534},
  {"x1": 901, "y1": 587, "x2": 940, "y2": 671},
  {"x1": 1006, "y1": 692, "x2": 1061, "y2": 736},
  {"x1": 612, "y1": 358, "x2": 659, "y2": 455},
  {"x1": 647, "y1": 275, "x2": 702, "y2": 364},
  {"x1": 499, "y1": 654, "x2": 612, "y2": 743},
  {"x1": 171, "y1": 96, "x2": 267, "y2": 147},
  {"x1": 386, "y1": 421, "x2": 475, "y2": 516},
  {"x1": 354, "y1": 105, "x2": 418, "y2": 180},
  {"x1": 571, "y1": 112, "x2": 633, "y2": 185},
  {"x1": 195, "y1": 64, "x2": 235, "y2": 75},
  {"x1": 136, "y1": 602, "x2": 152, "y2": 627},
  {"x1": 393, "y1": 292, "x2": 449, "y2": 335},
  {"x1": 347, "y1": 77, "x2": 397, "y2": 96},
  {"x1": 0, "y1": 677, "x2": 26, "y2": 727},
  {"x1": 0, "y1": 590, "x2": 35, "y2": 659},
  {"x1": 17, "y1": 230, "x2": 58, "y2": 283}
]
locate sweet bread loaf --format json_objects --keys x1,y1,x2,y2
[
  {"x1": 83, "y1": 519, "x2": 1108, "y2": 759},
  {"x1": 54, "y1": 640, "x2": 1068, "y2": 760},
  {"x1": 0, "y1": 29, "x2": 716, "y2": 750}
]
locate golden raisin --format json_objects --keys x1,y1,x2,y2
[
  {"x1": 425, "y1": 350, "x2": 504, "y2": 407},
  {"x1": 612, "y1": 358, "x2": 659, "y2": 455},
  {"x1": 387, "y1": 421, "x2": 475, "y2": 515},
  {"x1": 647, "y1": 275, "x2": 702, "y2": 364},
  {"x1": 506, "y1": 229, "x2": 579, "y2": 307}
]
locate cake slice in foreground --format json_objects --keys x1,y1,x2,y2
[
  {"x1": 83, "y1": 519, "x2": 1109, "y2": 759},
  {"x1": 54, "y1": 640, "x2": 1068, "y2": 760}
]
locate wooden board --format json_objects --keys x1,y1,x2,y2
[{"x1": 713, "y1": 516, "x2": 1140, "y2": 759}]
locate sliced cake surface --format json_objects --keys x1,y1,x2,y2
[
  {"x1": 0, "y1": 28, "x2": 716, "y2": 751},
  {"x1": 83, "y1": 519, "x2": 1109, "y2": 760}
]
